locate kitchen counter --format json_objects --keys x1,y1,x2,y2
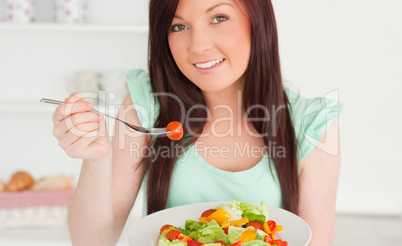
[
  {"x1": 0, "y1": 225, "x2": 130, "y2": 246},
  {"x1": 0, "y1": 226, "x2": 71, "y2": 246}
]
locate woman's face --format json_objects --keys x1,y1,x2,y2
[{"x1": 168, "y1": 0, "x2": 251, "y2": 93}]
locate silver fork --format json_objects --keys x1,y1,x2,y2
[{"x1": 40, "y1": 98, "x2": 170, "y2": 136}]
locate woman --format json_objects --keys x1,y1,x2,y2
[{"x1": 52, "y1": 0, "x2": 342, "y2": 245}]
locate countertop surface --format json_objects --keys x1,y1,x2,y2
[
  {"x1": 0, "y1": 226, "x2": 72, "y2": 246},
  {"x1": 0, "y1": 223, "x2": 130, "y2": 246}
]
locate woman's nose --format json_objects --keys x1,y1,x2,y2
[{"x1": 189, "y1": 27, "x2": 213, "y2": 55}]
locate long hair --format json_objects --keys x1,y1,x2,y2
[{"x1": 146, "y1": 0, "x2": 299, "y2": 214}]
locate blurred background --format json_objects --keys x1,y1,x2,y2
[{"x1": 0, "y1": 0, "x2": 401, "y2": 245}]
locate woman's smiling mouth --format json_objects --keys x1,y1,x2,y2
[{"x1": 193, "y1": 58, "x2": 225, "y2": 74}]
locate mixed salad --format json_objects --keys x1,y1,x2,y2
[{"x1": 158, "y1": 201, "x2": 288, "y2": 246}]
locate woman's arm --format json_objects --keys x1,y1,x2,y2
[
  {"x1": 64, "y1": 93, "x2": 149, "y2": 245},
  {"x1": 298, "y1": 120, "x2": 341, "y2": 245},
  {"x1": 111, "y1": 93, "x2": 149, "y2": 242}
]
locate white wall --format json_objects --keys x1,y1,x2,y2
[
  {"x1": 0, "y1": 0, "x2": 401, "y2": 217},
  {"x1": 0, "y1": 0, "x2": 149, "y2": 218},
  {"x1": 272, "y1": 0, "x2": 402, "y2": 215}
]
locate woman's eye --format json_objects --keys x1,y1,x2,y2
[
  {"x1": 211, "y1": 16, "x2": 228, "y2": 24},
  {"x1": 170, "y1": 24, "x2": 187, "y2": 32}
]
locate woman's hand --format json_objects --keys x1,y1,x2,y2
[{"x1": 52, "y1": 93, "x2": 111, "y2": 161}]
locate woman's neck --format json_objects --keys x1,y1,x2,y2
[
  {"x1": 202, "y1": 75, "x2": 245, "y2": 121},
  {"x1": 199, "y1": 76, "x2": 248, "y2": 140}
]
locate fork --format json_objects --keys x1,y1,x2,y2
[{"x1": 40, "y1": 98, "x2": 170, "y2": 136}]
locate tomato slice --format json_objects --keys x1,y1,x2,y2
[
  {"x1": 213, "y1": 240, "x2": 227, "y2": 245},
  {"x1": 187, "y1": 240, "x2": 203, "y2": 246},
  {"x1": 166, "y1": 121, "x2": 184, "y2": 140},
  {"x1": 246, "y1": 221, "x2": 264, "y2": 231},
  {"x1": 159, "y1": 224, "x2": 176, "y2": 235},
  {"x1": 201, "y1": 209, "x2": 216, "y2": 218},
  {"x1": 164, "y1": 230, "x2": 181, "y2": 241},
  {"x1": 228, "y1": 241, "x2": 241, "y2": 246}
]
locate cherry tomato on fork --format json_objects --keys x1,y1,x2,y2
[{"x1": 166, "y1": 121, "x2": 184, "y2": 140}]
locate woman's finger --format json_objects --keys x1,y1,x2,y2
[
  {"x1": 53, "y1": 112, "x2": 102, "y2": 139},
  {"x1": 59, "y1": 121, "x2": 101, "y2": 146},
  {"x1": 64, "y1": 112, "x2": 102, "y2": 132},
  {"x1": 67, "y1": 121, "x2": 101, "y2": 139},
  {"x1": 65, "y1": 92, "x2": 83, "y2": 103},
  {"x1": 53, "y1": 100, "x2": 93, "y2": 123}
]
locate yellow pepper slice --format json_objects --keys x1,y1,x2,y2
[
  {"x1": 240, "y1": 227, "x2": 257, "y2": 243},
  {"x1": 198, "y1": 217, "x2": 210, "y2": 224},
  {"x1": 206, "y1": 208, "x2": 231, "y2": 224},
  {"x1": 221, "y1": 218, "x2": 249, "y2": 228},
  {"x1": 263, "y1": 221, "x2": 272, "y2": 234},
  {"x1": 273, "y1": 225, "x2": 283, "y2": 232}
]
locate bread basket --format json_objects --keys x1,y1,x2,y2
[{"x1": 0, "y1": 172, "x2": 75, "y2": 229}]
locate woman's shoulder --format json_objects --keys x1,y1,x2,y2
[
  {"x1": 284, "y1": 87, "x2": 343, "y2": 162},
  {"x1": 126, "y1": 68, "x2": 151, "y2": 86}
]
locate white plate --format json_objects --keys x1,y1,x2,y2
[{"x1": 126, "y1": 201, "x2": 311, "y2": 246}]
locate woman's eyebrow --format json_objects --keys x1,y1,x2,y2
[
  {"x1": 206, "y1": 2, "x2": 235, "y2": 13},
  {"x1": 174, "y1": 2, "x2": 235, "y2": 20}
]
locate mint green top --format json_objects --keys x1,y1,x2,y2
[{"x1": 126, "y1": 69, "x2": 343, "y2": 215}]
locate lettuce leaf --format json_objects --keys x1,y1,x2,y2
[
  {"x1": 196, "y1": 220, "x2": 229, "y2": 244},
  {"x1": 215, "y1": 200, "x2": 243, "y2": 221},
  {"x1": 227, "y1": 225, "x2": 246, "y2": 244},
  {"x1": 241, "y1": 240, "x2": 271, "y2": 246},
  {"x1": 255, "y1": 229, "x2": 268, "y2": 241},
  {"x1": 158, "y1": 237, "x2": 187, "y2": 246},
  {"x1": 185, "y1": 220, "x2": 202, "y2": 231},
  {"x1": 179, "y1": 220, "x2": 202, "y2": 237},
  {"x1": 240, "y1": 202, "x2": 269, "y2": 224}
]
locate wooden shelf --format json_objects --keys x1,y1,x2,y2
[{"x1": 0, "y1": 23, "x2": 148, "y2": 34}]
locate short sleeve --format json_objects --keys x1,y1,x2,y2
[
  {"x1": 126, "y1": 69, "x2": 160, "y2": 128},
  {"x1": 285, "y1": 88, "x2": 344, "y2": 164}
]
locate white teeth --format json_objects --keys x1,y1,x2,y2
[{"x1": 195, "y1": 58, "x2": 224, "y2": 69}]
